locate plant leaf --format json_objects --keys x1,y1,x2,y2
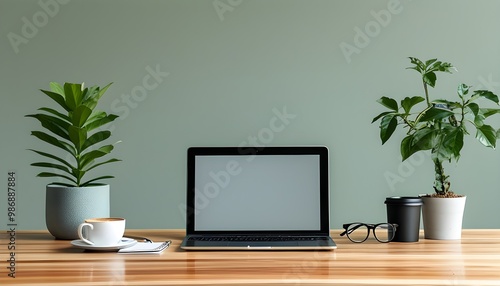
[
  {"x1": 68, "y1": 126, "x2": 87, "y2": 153},
  {"x1": 482, "y1": 108, "x2": 500, "y2": 118},
  {"x1": 407, "y1": 57, "x2": 425, "y2": 73},
  {"x1": 28, "y1": 149, "x2": 73, "y2": 169},
  {"x1": 86, "y1": 111, "x2": 106, "y2": 124},
  {"x1": 72, "y1": 168, "x2": 86, "y2": 184},
  {"x1": 30, "y1": 131, "x2": 75, "y2": 155},
  {"x1": 25, "y1": 113, "x2": 70, "y2": 140},
  {"x1": 80, "y1": 175, "x2": 114, "y2": 187},
  {"x1": 372, "y1": 111, "x2": 394, "y2": 124},
  {"x1": 49, "y1": 82, "x2": 64, "y2": 95},
  {"x1": 38, "y1": 107, "x2": 71, "y2": 122},
  {"x1": 64, "y1": 83, "x2": 83, "y2": 111},
  {"x1": 379, "y1": 115, "x2": 398, "y2": 144},
  {"x1": 83, "y1": 83, "x2": 112, "y2": 110},
  {"x1": 411, "y1": 128, "x2": 437, "y2": 150},
  {"x1": 467, "y1": 102, "x2": 480, "y2": 116},
  {"x1": 419, "y1": 107, "x2": 454, "y2": 122},
  {"x1": 400, "y1": 135, "x2": 414, "y2": 161},
  {"x1": 72, "y1": 105, "x2": 92, "y2": 127},
  {"x1": 433, "y1": 99, "x2": 461, "y2": 110},
  {"x1": 425, "y1": 58, "x2": 438, "y2": 67},
  {"x1": 401, "y1": 96, "x2": 425, "y2": 114},
  {"x1": 84, "y1": 158, "x2": 121, "y2": 172},
  {"x1": 474, "y1": 90, "x2": 499, "y2": 104},
  {"x1": 466, "y1": 103, "x2": 484, "y2": 126},
  {"x1": 428, "y1": 60, "x2": 454, "y2": 73},
  {"x1": 82, "y1": 86, "x2": 99, "y2": 110},
  {"x1": 432, "y1": 135, "x2": 454, "y2": 162},
  {"x1": 442, "y1": 127, "x2": 464, "y2": 159},
  {"x1": 79, "y1": 145, "x2": 114, "y2": 169},
  {"x1": 376, "y1": 97, "x2": 398, "y2": 111},
  {"x1": 84, "y1": 113, "x2": 119, "y2": 132},
  {"x1": 476, "y1": 124, "x2": 497, "y2": 148},
  {"x1": 457, "y1": 84, "x2": 469, "y2": 98},
  {"x1": 31, "y1": 162, "x2": 71, "y2": 174},
  {"x1": 36, "y1": 172, "x2": 77, "y2": 185},
  {"x1": 81, "y1": 130, "x2": 111, "y2": 151},
  {"x1": 95, "y1": 83, "x2": 112, "y2": 102},
  {"x1": 40, "y1": 89, "x2": 70, "y2": 112},
  {"x1": 400, "y1": 129, "x2": 436, "y2": 161},
  {"x1": 82, "y1": 85, "x2": 98, "y2": 103},
  {"x1": 423, "y1": 72, "x2": 437, "y2": 88}
]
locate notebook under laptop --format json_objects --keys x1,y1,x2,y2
[{"x1": 180, "y1": 146, "x2": 337, "y2": 250}]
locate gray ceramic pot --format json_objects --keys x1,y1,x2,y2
[{"x1": 45, "y1": 184, "x2": 110, "y2": 239}]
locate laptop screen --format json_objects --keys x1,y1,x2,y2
[{"x1": 186, "y1": 147, "x2": 330, "y2": 234}]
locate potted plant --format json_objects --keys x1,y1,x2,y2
[
  {"x1": 26, "y1": 82, "x2": 121, "y2": 239},
  {"x1": 372, "y1": 57, "x2": 500, "y2": 239}
]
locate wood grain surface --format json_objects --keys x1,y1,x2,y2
[{"x1": 1, "y1": 229, "x2": 500, "y2": 285}]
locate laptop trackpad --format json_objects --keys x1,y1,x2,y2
[{"x1": 228, "y1": 241, "x2": 299, "y2": 247}]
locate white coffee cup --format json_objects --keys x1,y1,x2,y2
[{"x1": 77, "y1": 217, "x2": 125, "y2": 246}]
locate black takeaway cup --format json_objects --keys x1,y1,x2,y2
[{"x1": 385, "y1": 197, "x2": 423, "y2": 242}]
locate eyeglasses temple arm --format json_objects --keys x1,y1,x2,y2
[{"x1": 340, "y1": 223, "x2": 364, "y2": 236}]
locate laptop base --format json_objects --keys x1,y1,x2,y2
[{"x1": 181, "y1": 235, "x2": 337, "y2": 250}]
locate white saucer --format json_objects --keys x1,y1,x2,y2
[{"x1": 71, "y1": 237, "x2": 137, "y2": 251}]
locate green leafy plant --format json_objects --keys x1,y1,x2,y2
[
  {"x1": 26, "y1": 82, "x2": 121, "y2": 187},
  {"x1": 372, "y1": 57, "x2": 500, "y2": 197}
]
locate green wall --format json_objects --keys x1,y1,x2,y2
[{"x1": 1, "y1": 0, "x2": 500, "y2": 230}]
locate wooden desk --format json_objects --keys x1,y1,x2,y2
[{"x1": 2, "y1": 229, "x2": 500, "y2": 285}]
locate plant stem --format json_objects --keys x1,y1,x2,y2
[
  {"x1": 433, "y1": 158, "x2": 450, "y2": 195},
  {"x1": 76, "y1": 154, "x2": 81, "y2": 187},
  {"x1": 423, "y1": 80, "x2": 431, "y2": 107}
]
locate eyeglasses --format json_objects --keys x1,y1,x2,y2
[{"x1": 340, "y1": 222, "x2": 398, "y2": 243}]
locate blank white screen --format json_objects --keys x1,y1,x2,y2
[{"x1": 194, "y1": 155, "x2": 321, "y2": 231}]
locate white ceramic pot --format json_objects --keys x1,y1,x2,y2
[
  {"x1": 421, "y1": 195, "x2": 466, "y2": 240},
  {"x1": 46, "y1": 184, "x2": 110, "y2": 239}
]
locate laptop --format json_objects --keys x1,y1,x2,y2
[{"x1": 180, "y1": 146, "x2": 337, "y2": 250}]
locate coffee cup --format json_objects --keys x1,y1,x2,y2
[{"x1": 77, "y1": 217, "x2": 125, "y2": 246}]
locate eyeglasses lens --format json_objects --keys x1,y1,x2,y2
[
  {"x1": 374, "y1": 223, "x2": 395, "y2": 242},
  {"x1": 347, "y1": 224, "x2": 369, "y2": 242}
]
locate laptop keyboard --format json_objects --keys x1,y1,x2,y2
[{"x1": 188, "y1": 236, "x2": 328, "y2": 242}]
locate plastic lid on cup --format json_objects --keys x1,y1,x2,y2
[{"x1": 384, "y1": 196, "x2": 423, "y2": 206}]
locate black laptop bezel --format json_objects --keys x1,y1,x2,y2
[{"x1": 185, "y1": 146, "x2": 331, "y2": 237}]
